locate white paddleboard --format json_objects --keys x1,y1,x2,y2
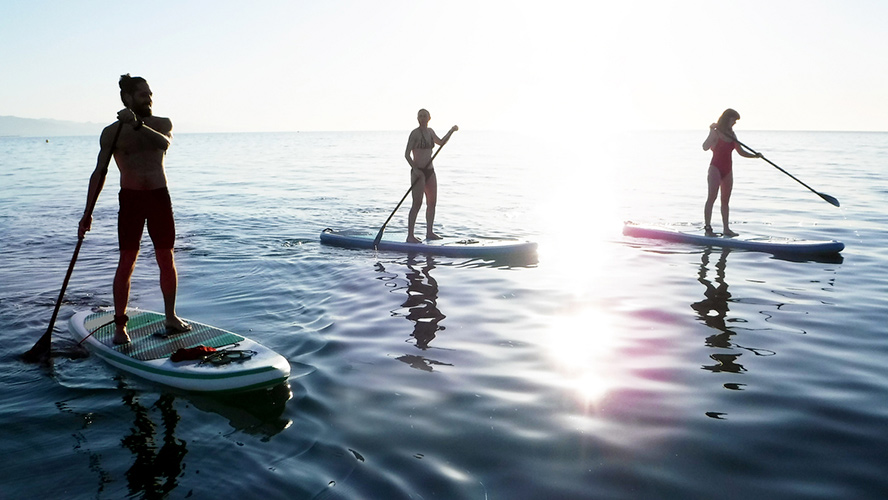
[{"x1": 69, "y1": 310, "x2": 290, "y2": 393}]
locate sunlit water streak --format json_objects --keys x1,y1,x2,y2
[{"x1": 2, "y1": 130, "x2": 888, "y2": 498}]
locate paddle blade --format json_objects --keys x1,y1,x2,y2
[
  {"x1": 21, "y1": 330, "x2": 52, "y2": 363},
  {"x1": 820, "y1": 192, "x2": 840, "y2": 207},
  {"x1": 372, "y1": 228, "x2": 385, "y2": 248},
  {"x1": 22, "y1": 237, "x2": 84, "y2": 364}
]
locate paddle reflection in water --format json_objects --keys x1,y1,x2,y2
[
  {"x1": 376, "y1": 256, "x2": 451, "y2": 372},
  {"x1": 691, "y1": 248, "x2": 776, "y2": 419}
]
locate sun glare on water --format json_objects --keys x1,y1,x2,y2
[
  {"x1": 532, "y1": 135, "x2": 627, "y2": 292},
  {"x1": 543, "y1": 305, "x2": 626, "y2": 407},
  {"x1": 527, "y1": 139, "x2": 634, "y2": 407}
]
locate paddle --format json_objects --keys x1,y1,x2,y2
[
  {"x1": 22, "y1": 122, "x2": 123, "y2": 363},
  {"x1": 736, "y1": 140, "x2": 840, "y2": 207},
  {"x1": 372, "y1": 131, "x2": 455, "y2": 248}
]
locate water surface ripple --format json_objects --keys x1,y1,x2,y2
[{"x1": 2, "y1": 131, "x2": 887, "y2": 498}]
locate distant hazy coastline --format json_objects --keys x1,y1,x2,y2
[{"x1": 0, "y1": 116, "x2": 102, "y2": 137}]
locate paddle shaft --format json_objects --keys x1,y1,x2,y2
[
  {"x1": 373, "y1": 136, "x2": 452, "y2": 248},
  {"x1": 22, "y1": 122, "x2": 123, "y2": 362},
  {"x1": 736, "y1": 139, "x2": 840, "y2": 207},
  {"x1": 21, "y1": 238, "x2": 85, "y2": 360}
]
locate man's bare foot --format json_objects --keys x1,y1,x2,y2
[
  {"x1": 164, "y1": 317, "x2": 192, "y2": 333},
  {"x1": 426, "y1": 232, "x2": 442, "y2": 241},
  {"x1": 406, "y1": 236, "x2": 422, "y2": 243},
  {"x1": 113, "y1": 328, "x2": 131, "y2": 345},
  {"x1": 112, "y1": 314, "x2": 131, "y2": 344},
  {"x1": 723, "y1": 229, "x2": 738, "y2": 237}
]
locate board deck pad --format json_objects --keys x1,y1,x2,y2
[{"x1": 83, "y1": 310, "x2": 245, "y2": 362}]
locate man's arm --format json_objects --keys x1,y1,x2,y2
[
  {"x1": 140, "y1": 118, "x2": 173, "y2": 151},
  {"x1": 118, "y1": 108, "x2": 172, "y2": 151},
  {"x1": 78, "y1": 125, "x2": 119, "y2": 238}
]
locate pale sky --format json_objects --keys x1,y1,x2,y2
[{"x1": 2, "y1": 0, "x2": 886, "y2": 134}]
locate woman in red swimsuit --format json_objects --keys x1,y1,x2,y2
[{"x1": 702, "y1": 108, "x2": 760, "y2": 237}]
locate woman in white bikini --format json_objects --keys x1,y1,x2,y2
[{"x1": 404, "y1": 109, "x2": 458, "y2": 243}]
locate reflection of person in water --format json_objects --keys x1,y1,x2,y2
[
  {"x1": 692, "y1": 248, "x2": 745, "y2": 375},
  {"x1": 120, "y1": 391, "x2": 187, "y2": 497},
  {"x1": 692, "y1": 248, "x2": 776, "y2": 379},
  {"x1": 378, "y1": 256, "x2": 452, "y2": 372},
  {"x1": 402, "y1": 256, "x2": 446, "y2": 350}
]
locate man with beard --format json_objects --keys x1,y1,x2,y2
[{"x1": 78, "y1": 74, "x2": 190, "y2": 344}]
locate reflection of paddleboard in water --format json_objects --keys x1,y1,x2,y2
[
  {"x1": 69, "y1": 310, "x2": 290, "y2": 393},
  {"x1": 623, "y1": 222, "x2": 844, "y2": 257},
  {"x1": 320, "y1": 228, "x2": 538, "y2": 259}
]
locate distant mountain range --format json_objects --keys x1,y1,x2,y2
[{"x1": 0, "y1": 115, "x2": 104, "y2": 137}]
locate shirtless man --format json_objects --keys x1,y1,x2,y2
[
  {"x1": 404, "y1": 109, "x2": 458, "y2": 243},
  {"x1": 78, "y1": 74, "x2": 189, "y2": 344}
]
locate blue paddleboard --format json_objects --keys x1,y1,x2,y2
[{"x1": 623, "y1": 222, "x2": 844, "y2": 256}]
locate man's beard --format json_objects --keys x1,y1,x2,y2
[{"x1": 132, "y1": 103, "x2": 152, "y2": 117}]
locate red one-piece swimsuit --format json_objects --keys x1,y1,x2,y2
[{"x1": 710, "y1": 138, "x2": 735, "y2": 177}]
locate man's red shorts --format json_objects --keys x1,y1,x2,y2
[{"x1": 118, "y1": 188, "x2": 176, "y2": 251}]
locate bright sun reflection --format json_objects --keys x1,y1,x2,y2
[
  {"x1": 512, "y1": 127, "x2": 634, "y2": 408},
  {"x1": 528, "y1": 137, "x2": 633, "y2": 407},
  {"x1": 531, "y1": 134, "x2": 628, "y2": 297},
  {"x1": 545, "y1": 306, "x2": 624, "y2": 407}
]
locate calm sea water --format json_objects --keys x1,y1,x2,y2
[{"x1": 2, "y1": 130, "x2": 887, "y2": 499}]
